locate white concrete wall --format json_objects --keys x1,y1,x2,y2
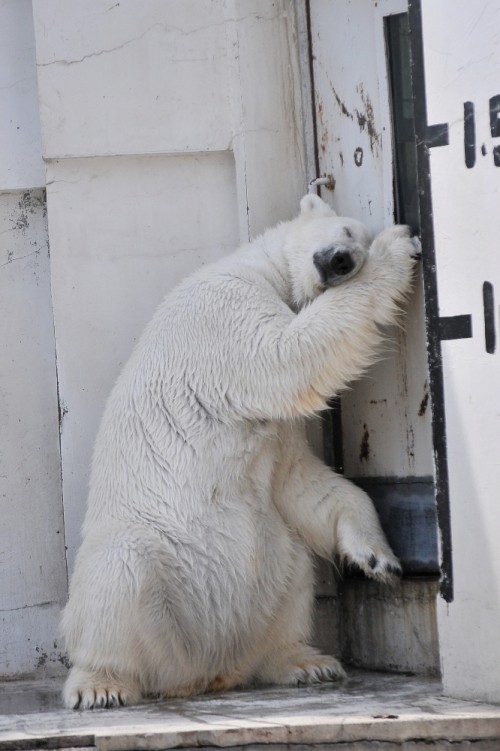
[
  {"x1": 420, "y1": 0, "x2": 500, "y2": 703},
  {"x1": 5, "y1": 0, "x2": 497, "y2": 698},
  {"x1": 44, "y1": 153, "x2": 240, "y2": 566},
  {"x1": 32, "y1": 0, "x2": 307, "y2": 571},
  {"x1": 0, "y1": 0, "x2": 306, "y2": 677},
  {"x1": 0, "y1": 0, "x2": 44, "y2": 189},
  {"x1": 0, "y1": 0, "x2": 67, "y2": 677}
]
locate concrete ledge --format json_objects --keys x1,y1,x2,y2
[{"x1": 1, "y1": 671, "x2": 500, "y2": 750}]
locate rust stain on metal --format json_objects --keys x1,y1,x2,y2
[
  {"x1": 418, "y1": 382, "x2": 430, "y2": 416},
  {"x1": 321, "y1": 174, "x2": 336, "y2": 191},
  {"x1": 326, "y1": 79, "x2": 353, "y2": 121},
  {"x1": 359, "y1": 424, "x2": 370, "y2": 462},
  {"x1": 317, "y1": 99, "x2": 329, "y2": 154},
  {"x1": 321, "y1": 79, "x2": 380, "y2": 157},
  {"x1": 317, "y1": 98, "x2": 324, "y2": 124},
  {"x1": 320, "y1": 128, "x2": 328, "y2": 153},
  {"x1": 406, "y1": 424, "x2": 415, "y2": 462},
  {"x1": 355, "y1": 84, "x2": 381, "y2": 155}
]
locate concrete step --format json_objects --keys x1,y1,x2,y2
[{"x1": 1, "y1": 671, "x2": 500, "y2": 750}]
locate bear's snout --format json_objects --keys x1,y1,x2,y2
[{"x1": 313, "y1": 247, "x2": 356, "y2": 286}]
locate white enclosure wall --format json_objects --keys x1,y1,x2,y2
[
  {"x1": 4, "y1": 0, "x2": 499, "y2": 699},
  {"x1": 0, "y1": 0, "x2": 67, "y2": 676},
  {"x1": 0, "y1": 0, "x2": 307, "y2": 678},
  {"x1": 31, "y1": 1, "x2": 307, "y2": 573},
  {"x1": 418, "y1": 0, "x2": 500, "y2": 704}
]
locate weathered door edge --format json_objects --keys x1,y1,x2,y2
[{"x1": 408, "y1": 0, "x2": 453, "y2": 602}]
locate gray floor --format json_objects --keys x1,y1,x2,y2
[{"x1": 1, "y1": 671, "x2": 500, "y2": 749}]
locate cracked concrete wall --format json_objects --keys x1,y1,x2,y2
[
  {"x1": 419, "y1": 0, "x2": 500, "y2": 705},
  {"x1": 0, "y1": 0, "x2": 68, "y2": 677},
  {"x1": 1, "y1": 0, "x2": 307, "y2": 677},
  {"x1": 31, "y1": 0, "x2": 307, "y2": 572}
]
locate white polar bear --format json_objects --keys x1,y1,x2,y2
[{"x1": 62, "y1": 195, "x2": 417, "y2": 709}]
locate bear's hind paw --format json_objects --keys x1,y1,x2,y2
[
  {"x1": 63, "y1": 667, "x2": 140, "y2": 709},
  {"x1": 283, "y1": 654, "x2": 346, "y2": 685}
]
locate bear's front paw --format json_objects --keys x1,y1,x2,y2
[
  {"x1": 337, "y1": 522, "x2": 402, "y2": 584},
  {"x1": 370, "y1": 224, "x2": 418, "y2": 265},
  {"x1": 346, "y1": 545, "x2": 402, "y2": 583},
  {"x1": 409, "y1": 235, "x2": 422, "y2": 260}
]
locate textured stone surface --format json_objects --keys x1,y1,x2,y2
[
  {"x1": 1, "y1": 671, "x2": 500, "y2": 749},
  {"x1": 339, "y1": 578, "x2": 440, "y2": 675}
]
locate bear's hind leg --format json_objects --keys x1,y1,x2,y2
[
  {"x1": 61, "y1": 530, "x2": 172, "y2": 709},
  {"x1": 253, "y1": 545, "x2": 345, "y2": 687}
]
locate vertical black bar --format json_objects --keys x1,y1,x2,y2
[
  {"x1": 408, "y1": 0, "x2": 454, "y2": 602},
  {"x1": 483, "y1": 281, "x2": 496, "y2": 354},
  {"x1": 464, "y1": 101, "x2": 476, "y2": 169},
  {"x1": 489, "y1": 96, "x2": 500, "y2": 167},
  {"x1": 489, "y1": 95, "x2": 500, "y2": 136},
  {"x1": 386, "y1": 13, "x2": 420, "y2": 233},
  {"x1": 323, "y1": 397, "x2": 344, "y2": 473},
  {"x1": 305, "y1": 0, "x2": 321, "y2": 183},
  {"x1": 306, "y1": 0, "x2": 344, "y2": 473}
]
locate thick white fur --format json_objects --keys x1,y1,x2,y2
[{"x1": 61, "y1": 195, "x2": 416, "y2": 709}]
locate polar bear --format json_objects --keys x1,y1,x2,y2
[{"x1": 62, "y1": 194, "x2": 417, "y2": 709}]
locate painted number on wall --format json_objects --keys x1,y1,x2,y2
[
  {"x1": 463, "y1": 96, "x2": 500, "y2": 168},
  {"x1": 427, "y1": 96, "x2": 499, "y2": 356}
]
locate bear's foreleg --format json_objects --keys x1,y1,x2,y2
[
  {"x1": 273, "y1": 426, "x2": 401, "y2": 582},
  {"x1": 209, "y1": 225, "x2": 417, "y2": 421}
]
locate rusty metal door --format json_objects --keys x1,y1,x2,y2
[{"x1": 307, "y1": 0, "x2": 438, "y2": 577}]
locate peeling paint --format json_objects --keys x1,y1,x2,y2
[
  {"x1": 418, "y1": 384, "x2": 430, "y2": 417},
  {"x1": 328, "y1": 80, "x2": 354, "y2": 121},
  {"x1": 317, "y1": 99, "x2": 329, "y2": 154},
  {"x1": 320, "y1": 77, "x2": 381, "y2": 159},
  {"x1": 35, "y1": 648, "x2": 48, "y2": 669},
  {"x1": 356, "y1": 83, "x2": 381, "y2": 155},
  {"x1": 406, "y1": 424, "x2": 415, "y2": 462},
  {"x1": 0, "y1": 187, "x2": 66, "y2": 678},
  {"x1": 2, "y1": 191, "x2": 47, "y2": 272},
  {"x1": 34, "y1": 644, "x2": 70, "y2": 672},
  {"x1": 359, "y1": 424, "x2": 370, "y2": 462},
  {"x1": 12, "y1": 190, "x2": 47, "y2": 236},
  {"x1": 58, "y1": 400, "x2": 69, "y2": 431}
]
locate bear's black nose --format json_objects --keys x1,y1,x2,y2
[{"x1": 313, "y1": 248, "x2": 356, "y2": 285}]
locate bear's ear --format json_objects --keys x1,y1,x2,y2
[{"x1": 299, "y1": 194, "x2": 336, "y2": 217}]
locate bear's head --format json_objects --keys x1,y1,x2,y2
[{"x1": 284, "y1": 194, "x2": 372, "y2": 307}]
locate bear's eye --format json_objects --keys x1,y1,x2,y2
[{"x1": 343, "y1": 226, "x2": 353, "y2": 239}]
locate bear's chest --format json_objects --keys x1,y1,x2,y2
[{"x1": 213, "y1": 420, "x2": 280, "y2": 495}]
